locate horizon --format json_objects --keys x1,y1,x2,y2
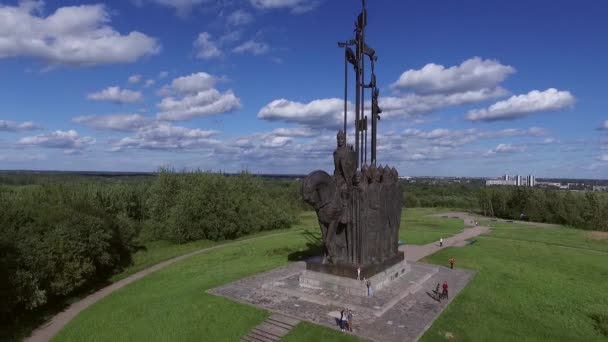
[
  {"x1": 1, "y1": 0, "x2": 607, "y2": 177},
  {"x1": 1, "y1": 169, "x2": 607, "y2": 181}
]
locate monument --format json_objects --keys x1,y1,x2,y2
[
  {"x1": 210, "y1": 4, "x2": 476, "y2": 339},
  {"x1": 300, "y1": 0, "x2": 406, "y2": 288}
]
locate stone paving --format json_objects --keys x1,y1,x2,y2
[{"x1": 209, "y1": 261, "x2": 474, "y2": 342}]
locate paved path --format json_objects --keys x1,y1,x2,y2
[
  {"x1": 241, "y1": 314, "x2": 300, "y2": 342},
  {"x1": 400, "y1": 212, "x2": 490, "y2": 261},
  {"x1": 25, "y1": 231, "x2": 295, "y2": 342}
]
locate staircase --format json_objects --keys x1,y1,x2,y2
[{"x1": 241, "y1": 314, "x2": 300, "y2": 342}]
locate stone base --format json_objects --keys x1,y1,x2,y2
[
  {"x1": 299, "y1": 258, "x2": 410, "y2": 296},
  {"x1": 209, "y1": 261, "x2": 475, "y2": 342},
  {"x1": 305, "y1": 251, "x2": 405, "y2": 279}
]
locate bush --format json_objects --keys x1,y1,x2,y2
[
  {"x1": 0, "y1": 184, "x2": 137, "y2": 330},
  {"x1": 147, "y1": 170, "x2": 298, "y2": 243}
]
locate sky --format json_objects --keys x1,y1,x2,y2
[{"x1": 0, "y1": 0, "x2": 607, "y2": 178}]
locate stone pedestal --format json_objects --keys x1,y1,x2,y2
[{"x1": 299, "y1": 257, "x2": 410, "y2": 297}]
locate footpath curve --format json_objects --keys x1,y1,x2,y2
[
  {"x1": 25, "y1": 231, "x2": 296, "y2": 342},
  {"x1": 400, "y1": 212, "x2": 491, "y2": 261}
]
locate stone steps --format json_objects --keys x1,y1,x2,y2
[{"x1": 241, "y1": 314, "x2": 300, "y2": 342}]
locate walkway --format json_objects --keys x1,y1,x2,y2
[
  {"x1": 25, "y1": 231, "x2": 296, "y2": 342},
  {"x1": 400, "y1": 212, "x2": 491, "y2": 261},
  {"x1": 241, "y1": 314, "x2": 300, "y2": 342}
]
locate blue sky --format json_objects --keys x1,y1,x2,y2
[{"x1": 0, "y1": 0, "x2": 607, "y2": 178}]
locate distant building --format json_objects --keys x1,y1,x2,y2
[
  {"x1": 593, "y1": 185, "x2": 608, "y2": 192},
  {"x1": 486, "y1": 174, "x2": 535, "y2": 187}
]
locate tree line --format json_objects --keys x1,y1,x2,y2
[
  {"x1": 478, "y1": 186, "x2": 608, "y2": 231},
  {"x1": 0, "y1": 169, "x2": 299, "y2": 338}
]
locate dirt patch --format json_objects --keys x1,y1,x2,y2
[
  {"x1": 439, "y1": 331, "x2": 455, "y2": 339},
  {"x1": 585, "y1": 231, "x2": 608, "y2": 242}
]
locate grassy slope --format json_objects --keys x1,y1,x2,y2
[
  {"x1": 283, "y1": 321, "x2": 366, "y2": 342},
  {"x1": 420, "y1": 220, "x2": 608, "y2": 341},
  {"x1": 54, "y1": 233, "x2": 307, "y2": 341},
  {"x1": 400, "y1": 208, "x2": 464, "y2": 245}
]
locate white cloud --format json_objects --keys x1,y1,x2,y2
[
  {"x1": 155, "y1": 72, "x2": 240, "y2": 121},
  {"x1": 18, "y1": 130, "x2": 95, "y2": 149},
  {"x1": 543, "y1": 138, "x2": 558, "y2": 144},
  {"x1": 158, "y1": 71, "x2": 169, "y2": 78},
  {"x1": 159, "y1": 72, "x2": 216, "y2": 95},
  {"x1": 219, "y1": 31, "x2": 242, "y2": 44},
  {"x1": 390, "y1": 57, "x2": 515, "y2": 94},
  {"x1": 467, "y1": 88, "x2": 575, "y2": 122},
  {"x1": 599, "y1": 154, "x2": 608, "y2": 162},
  {"x1": 258, "y1": 98, "x2": 347, "y2": 128},
  {"x1": 111, "y1": 123, "x2": 219, "y2": 151},
  {"x1": 402, "y1": 126, "x2": 547, "y2": 148},
  {"x1": 261, "y1": 136, "x2": 293, "y2": 148},
  {"x1": 139, "y1": 0, "x2": 208, "y2": 16},
  {"x1": 227, "y1": 9, "x2": 253, "y2": 26},
  {"x1": 380, "y1": 87, "x2": 508, "y2": 119},
  {"x1": 145, "y1": 79, "x2": 155, "y2": 87},
  {"x1": 495, "y1": 143, "x2": 524, "y2": 153},
  {"x1": 250, "y1": 0, "x2": 318, "y2": 14},
  {"x1": 232, "y1": 40, "x2": 269, "y2": 55},
  {"x1": 72, "y1": 114, "x2": 153, "y2": 132},
  {"x1": 600, "y1": 120, "x2": 608, "y2": 130},
  {"x1": 0, "y1": 120, "x2": 41, "y2": 132},
  {"x1": 157, "y1": 89, "x2": 241, "y2": 121},
  {"x1": 87, "y1": 86, "x2": 143, "y2": 104},
  {"x1": 194, "y1": 32, "x2": 221, "y2": 59},
  {"x1": 271, "y1": 126, "x2": 318, "y2": 137},
  {"x1": 0, "y1": 1, "x2": 160, "y2": 66},
  {"x1": 128, "y1": 74, "x2": 142, "y2": 84},
  {"x1": 483, "y1": 143, "x2": 526, "y2": 157}
]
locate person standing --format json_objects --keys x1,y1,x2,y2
[
  {"x1": 440, "y1": 238, "x2": 443, "y2": 247},
  {"x1": 449, "y1": 257, "x2": 455, "y2": 269},
  {"x1": 357, "y1": 267, "x2": 361, "y2": 281},
  {"x1": 347, "y1": 310, "x2": 353, "y2": 332},
  {"x1": 340, "y1": 309, "x2": 345, "y2": 331},
  {"x1": 442, "y1": 281, "x2": 449, "y2": 300}
]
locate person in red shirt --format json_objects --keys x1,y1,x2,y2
[
  {"x1": 449, "y1": 257, "x2": 455, "y2": 269},
  {"x1": 442, "y1": 281, "x2": 449, "y2": 300}
]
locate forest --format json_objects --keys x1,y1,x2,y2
[
  {"x1": 477, "y1": 186, "x2": 608, "y2": 231},
  {"x1": 0, "y1": 170, "x2": 299, "y2": 334}
]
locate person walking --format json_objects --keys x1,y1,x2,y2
[
  {"x1": 366, "y1": 279, "x2": 371, "y2": 297},
  {"x1": 442, "y1": 281, "x2": 449, "y2": 300},
  {"x1": 449, "y1": 257, "x2": 455, "y2": 269},
  {"x1": 439, "y1": 238, "x2": 443, "y2": 247},
  {"x1": 347, "y1": 310, "x2": 353, "y2": 332}
]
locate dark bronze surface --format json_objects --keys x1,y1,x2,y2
[{"x1": 300, "y1": 0, "x2": 403, "y2": 273}]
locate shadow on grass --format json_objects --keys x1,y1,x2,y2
[
  {"x1": 589, "y1": 312, "x2": 608, "y2": 337},
  {"x1": 287, "y1": 229, "x2": 324, "y2": 262},
  {"x1": 0, "y1": 275, "x2": 116, "y2": 342}
]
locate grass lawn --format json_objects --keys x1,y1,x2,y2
[
  {"x1": 283, "y1": 321, "x2": 365, "y2": 342},
  {"x1": 400, "y1": 208, "x2": 464, "y2": 245},
  {"x1": 420, "y1": 219, "x2": 608, "y2": 341}
]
